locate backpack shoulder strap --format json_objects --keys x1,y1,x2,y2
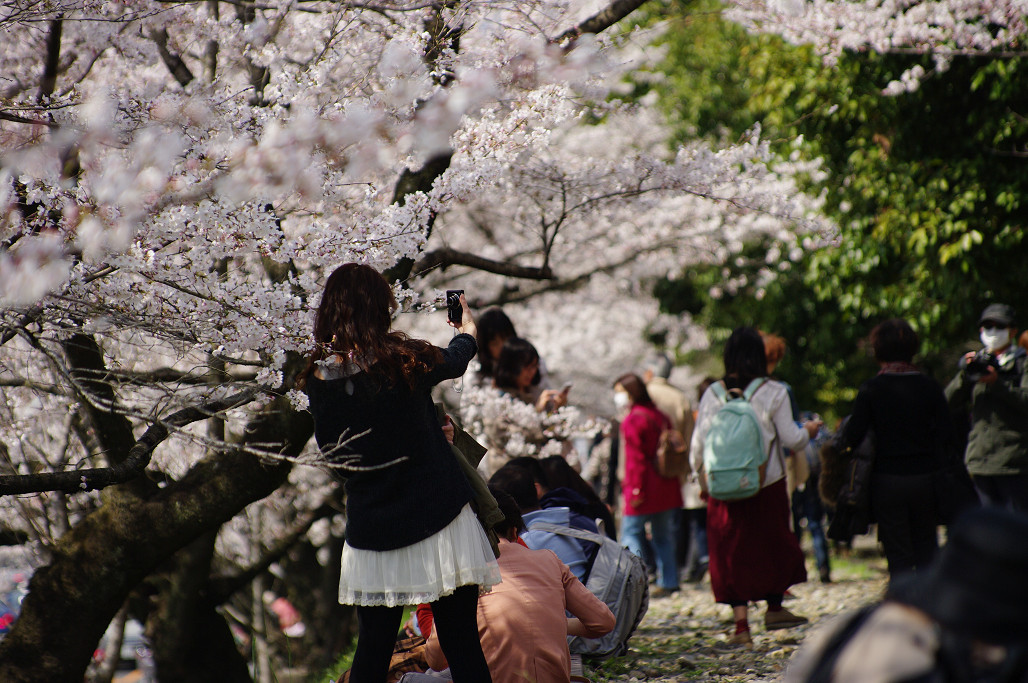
[
  {"x1": 711, "y1": 381, "x2": 729, "y2": 402},
  {"x1": 743, "y1": 377, "x2": 767, "y2": 401},
  {"x1": 527, "y1": 521, "x2": 606, "y2": 546}
]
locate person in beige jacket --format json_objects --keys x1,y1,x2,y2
[{"x1": 424, "y1": 488, "x2": 616, "y2": 683}]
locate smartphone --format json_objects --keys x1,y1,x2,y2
[{"x1": 446, "y1": 290, "x2": 464, "y2": 324}]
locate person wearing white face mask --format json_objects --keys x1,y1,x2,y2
[
  {"x1": 945, "y1": 303, "x2": 1028, "y2": 513},
  {"x1": 613, "y1": 373, "x2": 684, "y2": 596}
]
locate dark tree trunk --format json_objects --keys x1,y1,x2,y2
[
  {"x1": 280, "y1": 532, "x2": 356, "y2": 674},
  {"x1": 0, "y1": 390, "x2": 312, "y2": 682},
  {"x1": 147, "y1": 532, "x2": 252, "y2": 682}
]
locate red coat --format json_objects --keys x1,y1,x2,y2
[{"x1": 620, "y1": 403, "x2": 684, "y2": 516}]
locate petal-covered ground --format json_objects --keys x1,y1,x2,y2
[{"x1": 586, "y1": 541, "x2": 888, "y2": 682}]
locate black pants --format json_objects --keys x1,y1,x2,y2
[
  {"x1": 676, "y1": 507, "x2": 708, "y2": 579},
  {"x1": 350, "y1": 584, "x2": 491, "y2": 683},
  {"x1": 870, "y1": 472, "x2": 938, "y2": 578}
]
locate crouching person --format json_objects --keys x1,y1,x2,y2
[{"x1": 417, "y1": 487, "x2": 616, "y2": 683}]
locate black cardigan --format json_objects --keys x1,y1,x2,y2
[
  {"x1": 842, "y1": 372, "x2": 949, "y2": 476},
  {"x1": 306, "y1": 334, "x2": 477, "y2": 550}
]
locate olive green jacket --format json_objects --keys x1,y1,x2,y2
[
  {"x1": 944, "y1": 347, "x2": 1028, "y2": 476},
  {"x1": 436, "y1": 404, "x2": 504, "y2": 557}
]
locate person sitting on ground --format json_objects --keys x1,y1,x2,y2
[
  {"x1": 505, "y1": 456, "x2": 601, "y2": 572},
  {"x1": 489, "y1": 464, "x2": 592, "y2": 582},
  {"x1": 421, "y1": 488, "x2": 616, "y2": 683},
  {"x1": 493, "y1": 337, "x2": 569, "y2": 413},
  {"x1": 539, "y1": 455, "x2": 617, "y2": 540}
]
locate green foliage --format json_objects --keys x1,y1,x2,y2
[
  {"x1": 798, "y1": 55, "x2": 1028, "y2": 352},
  {"x1": 644, "y1": 0, "x2": 1028, "y2": 417},
  {"x1": 312, "y1": 638, "x2": 356, "y2": 683},
  {"x1": 655, "y1": 249, "x2": 870, "y2": 422}
]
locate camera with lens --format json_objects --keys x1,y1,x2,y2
[
  {"x1": 445, "y1": 289, "x2": 464, "y2": 324},
  {"x1": 964, "y1": 350, "x2": 1000, "y2": 381}
]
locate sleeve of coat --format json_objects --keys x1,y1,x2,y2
[
  {"x1": 620, "y1": 410, "x2": 649, "y2": 496},
  {"x1": 423, "y1": 622, "x2": 448, "y2": 672},
  {"x1": 562, "y1": 558, "x2": 616, "y2": 637},
  {"x1": 770, "y1": 387, "x2": 810, "y2": 452}
]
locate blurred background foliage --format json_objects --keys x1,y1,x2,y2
[{"x1": 631, "y1": 0, "x2": 1028, "y2": 423}]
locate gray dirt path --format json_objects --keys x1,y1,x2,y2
[{"x1": 585, "y1": 545, "x2": 889, "y2": 682}]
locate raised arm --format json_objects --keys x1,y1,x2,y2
[{"x1": 424, "y1": 333, "x2": 478, "y2": 385}]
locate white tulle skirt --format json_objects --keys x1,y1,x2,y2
[{"x1": 338, "y1": 503, "x2": 502, "y2": 607}]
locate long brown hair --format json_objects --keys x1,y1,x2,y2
[{"x1": 298, "y1": 263, "x2": 441, "y2": 388}]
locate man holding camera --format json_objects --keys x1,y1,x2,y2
[{"x1": 945, "y1": 303, "x2": 1028, "y2": 512}]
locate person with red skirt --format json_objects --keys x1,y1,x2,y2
[{"x1": 689, "y1": 327, "x2": 822, "y2": 647}]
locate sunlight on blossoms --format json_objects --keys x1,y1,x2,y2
[{"x1": 0, "y1": 234, "x2": 72, "y2": 307}]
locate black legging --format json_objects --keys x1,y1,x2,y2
[{"x1": 349, "y1": 584, "x2": 491, "y2": 683}]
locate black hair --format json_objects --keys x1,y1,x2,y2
[
  {"x1": 488, "y1": 485, "x2": 525, "y2": 539},
  {"x1": 493, "y1": 337, "x2": 541, "y2": 392},
  {"x1": 539, "y1": 456, "x2": 602, "y2": 506},
  {"x1": 476, "y1": 307, "x2": 518, "y2": 378},
  {"x1": 506, "y1": 456, "x2": 551, "y2": 492},
  {"x1": 723, "y1": 327, "x2": 768, "y2": 387},
  {"x1": 488, "y1": 463, "x2": 540, "y2": 511},
  {"x1": 870, "y1": 318, "x2": 919, "y2": 363},
  {"x1": 697, "y1": 375, "x2": 719, "y2": 401}
]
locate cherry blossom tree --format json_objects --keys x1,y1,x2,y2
[
  {"x1": 727, "y1": 0, "x2": 1028, "y2": 60},
  {"x1": 0, "y1": 1, "x2": 820, "y2": 680}
]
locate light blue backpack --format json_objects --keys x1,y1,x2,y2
[{"x1": 702, "y1": 379, "x2": 773, "y2": 501}]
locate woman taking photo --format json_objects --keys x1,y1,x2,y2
[
  {"x1": 839, "y1": 318, "x2": 950, "y2": 580},
  {"x1": 302, "y1": 263, "x2": 499, "y2": 683},
  {"x1": 690, "y1": 327, "x2": 820, "y2": 647},
  {"x1": 614, "y1": 373, "x2": 683, "y2": 597}
]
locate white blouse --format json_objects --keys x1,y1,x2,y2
[{"x1": 689, "y1": 379, "x2": 810, "y2": 488}]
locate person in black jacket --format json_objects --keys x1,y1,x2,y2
[
  {"x1": 840, "y1": 318, "x2": 950, "y2": 580},
  {"x1": 302, "y1": 263, "x2": 499, "y2": 683}
]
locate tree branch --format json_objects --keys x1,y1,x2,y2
[
  {"x1": 37, "y1": 16, "x2": 63, "y2": 104},
  {"x1": 0, "y1": 111, "x2": 61, "y2": 128},
  {"x1": 149, "y1": 27, "x2": 195, "y2": 88},
  {"x1": 206, "y1": 500, "x2": 340, "y2": 605},
  {"x1": 551, "y1": 0, "x2": 651, "y2": 48},
  {"x1": 491, "y1": 237, "x2": 680, "y2": 306},
  {"x1": 413, "y1": 247, "x2": 555, "y2": 280},
  {"x1": 0, "y1": 389, "x2": 257, "y2": 496},
  {"x1": 382, "y1": 152, "x2": 454, "y2": 284}
]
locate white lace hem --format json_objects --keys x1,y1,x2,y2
[{"x1": 339, "y1": 503, "x2": 502, "y2": 607}]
